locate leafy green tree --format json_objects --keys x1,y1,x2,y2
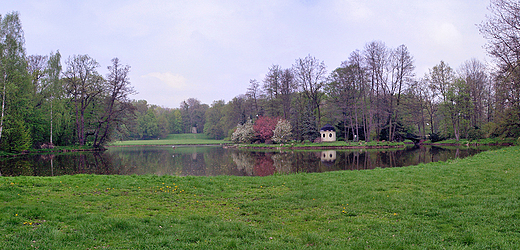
[
  {"x1": 137, "y1": 108, "x2": 158, "y2": 139},
  {"x1": 426, "y1": 61, "x2": 457, "y2": 139},
  {"x1": 223, "y1": 96, "x2": 248, "y2": 135},
  {"x1": 0, "y1": 12, "x2": 33, "y2": 152},
  {"x1": 180, "y1": 98, "x2": 207, "y2": 133},
  {"x1": 441, "y1": 78, "x2": 472, "y2": 141},
  {"x1": 170, "y1": 109, "x2": 182, "y2": 134},
  {"x1": 204, "y1": 100, "x2": 226, "y2": 139},
  {"x1": 27, "y1": 54, "x2": 48, "y2": 146},
  {"x1": 301, "y1": 102, "x2": 319, "y2": 142},
  {"x1": 0, "y1": 117, "x2": 31, "y2": 152}
]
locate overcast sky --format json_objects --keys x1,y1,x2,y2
[{"x1": 4, "y1": 0, "x2": 491, "y2": 108}]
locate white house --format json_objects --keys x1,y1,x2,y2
[{"x1": 320, "y1": 124, "x2": 336, "y2": 142}]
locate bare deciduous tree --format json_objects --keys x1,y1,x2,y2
[
  {"x1": 388, "y1": 44, "x2": 415, "y2": 140},
  {"x1": 292, "y1": 54, "x2": 327, "y2": 126},
  {"x1": 63, "y1": 54, "x2": 104, "y2": 145},
  {"x1": 458, "y1": 59, "x2": 489, "y2": 128},
  {"x1": 246, "y1": 79, "x2": 262, "y2": 117},
  {"x1": 363, "y1": 41, "x2": 389, "y2": 141},
  {"x1": 93, "y1": 58, "x2": 136, "y2": 147}
]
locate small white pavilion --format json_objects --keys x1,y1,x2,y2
[{"x1": 320, "y1": 124, "x2": 336, "y2": 142}]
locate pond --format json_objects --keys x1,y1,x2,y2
[{"x1": 0, "y1": 145, "x2": 501, "y2": 177}]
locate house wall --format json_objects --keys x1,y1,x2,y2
[
  {"x1": 321, "y1": 150, "x2": 337, "y2": 161},
  {"x1": 320, "y1": 131, "x2": 336, "y2": 142}
]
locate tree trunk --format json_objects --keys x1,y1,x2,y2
[
  {"x1": 50, "y1": 98, "x2": 53, "y2": 145},
  {"x1": 0, "y1": 73, "x2": 6, "y2": 142}
]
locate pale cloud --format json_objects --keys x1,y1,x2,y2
[
  {"x1": 142, "y1": 72, "x2": 187, "y2": 90},
  {"x1": 332, "y1": 0, "x2": 373, "y2": 22},
  {"x1": 6, "y1": 0, "x2": 491, "y2": 107},
  {"x1": 430, "y1": 22, "x2": 463, "y2": 47}
]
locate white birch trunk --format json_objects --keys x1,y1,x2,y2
[{"x1": 0, "y1": 73, "x2": 6, "y2": 142}]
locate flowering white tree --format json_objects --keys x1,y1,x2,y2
[
  {"x1": 272, "y1": 119, "x2": 292, "y2": 143},
  {"x1": 231, "y1": 119, "x2": 255, "y2": 143}
]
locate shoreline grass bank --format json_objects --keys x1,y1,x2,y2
[
  {"x1": 234, "y1": 140, "x2": 408, "y2": 150},
  {"x1": 422, "y1": 137, "x2": 519, "y2": 146},
  {"x1": 2, "y1": 147, "x2": 518, "y2": 249},
  {"x1": 0, "y1": 145, "x2": 104, "y2": 158}
]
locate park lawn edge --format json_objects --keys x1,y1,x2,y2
[{"x1": 0, "y1": 146, "x2": 519, "y2": 249}]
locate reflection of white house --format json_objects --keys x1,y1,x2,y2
[
  {"x1": 320, "y1": 124, "x2": 336, "y2": 142},
  {"x1": 321, "y1": 150, "x2": 337, "y2": 162}
]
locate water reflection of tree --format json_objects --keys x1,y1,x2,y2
[
  {"x1": 272, "y1": 152, "x2": 293, "y2": 174},
  {"x1": 231, "y1": 151, "x2": 292, "y2": 176},
  {"x1": 231, "y1": 151, "x2": 255, "y2": 176},
  {"x1": 253, "y1": 152, "x2": 275, "y2": 176},
  {"x1": 203, "y1": 147, "x2": 245, "y2": 176},
  {"x1": 0, "y1": 146, "x2": 499, "y2": 177}
]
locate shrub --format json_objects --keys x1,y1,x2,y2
[
  {"x1": 429, "y1": 132, "x2": 446, "y2": 143},
  {"x1": 272, "y1": 119, "x2": 292, "y2": 143},
  {"x1": 0, "y1": 118, "x2": 31, "y2": 153},
  {"x1": 231, "y1": 120, "x2": 255, "y2": 143},
  {"x1": 253, "y1": 116, "x2": 279, "y2": 143}
]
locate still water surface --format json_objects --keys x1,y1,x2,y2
[{"x1": 0, "y1": 145, "x2": 500, "y2": 177}]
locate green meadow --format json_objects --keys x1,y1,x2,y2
[
  {"x1": 1, "y1": 147, "x2": 519, "y2": 249},
  {"x1": 110, "y1": 134, "x2": 231, "y2": 146}
]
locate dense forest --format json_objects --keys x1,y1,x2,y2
[{"x1": 1, "y1": 0, "x2": 519, "y2": 152}]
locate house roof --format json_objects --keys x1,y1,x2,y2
[{"x1": 320, "y1": 124, "x2": 335, "y2": 131}]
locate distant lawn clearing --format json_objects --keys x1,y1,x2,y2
[
  {"x1": 1, "y1": 147, "x2": 519, "y2": 249},
  {"x1": 110, "y1": 133, "x2": 230, "y2": 146}
]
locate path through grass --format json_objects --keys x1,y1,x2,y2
[{"x1": 1, "y1": 147, "x2": 519, "y2": 249}]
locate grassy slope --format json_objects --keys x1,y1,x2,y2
[
  {"x1": 110, "y1": 133, "x2": 231, "y2": 146},
  {"x1": 1, "y1": 147, "x2": 519, "y2": 249},
  {"x1": 424, "y1": 137, "x2": 520, "y2": 146}
]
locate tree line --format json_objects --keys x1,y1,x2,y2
[
  {"x1": 129, "y1": 0, "x2": 517, "y2": 144},
  {"x1": 1, "y1": 0, "x2": 519, "y2": 152},
  {"x1": 0, "y1": 12, "x2": 135, "y2": 152}
]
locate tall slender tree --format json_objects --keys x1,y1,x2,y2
[
  {"x1": 45, "y1": 51, "x2": 62, "y2": 145},
  {"x1": 388, "y1": 44, "x2": 415, "y2": 141},
  {"x1": 363, "y1": 41, "x2": 389, "y2": 141},
  {"x1": 263, "y1": 65, "x2": 282, "y2": 117},
  {"x1": 0, "y1": 12, "x2": 33, "y2": 152}
]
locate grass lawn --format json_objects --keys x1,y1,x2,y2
[
  {"x1": 1, "y1": 147, "x2": 519, "y2": 249},
  {"x1": 110, "y1": 133, "x2": 231, "y2": 146},
  {"x1": 423, "y1": 137, "x2": 520, "y2": 146}
]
